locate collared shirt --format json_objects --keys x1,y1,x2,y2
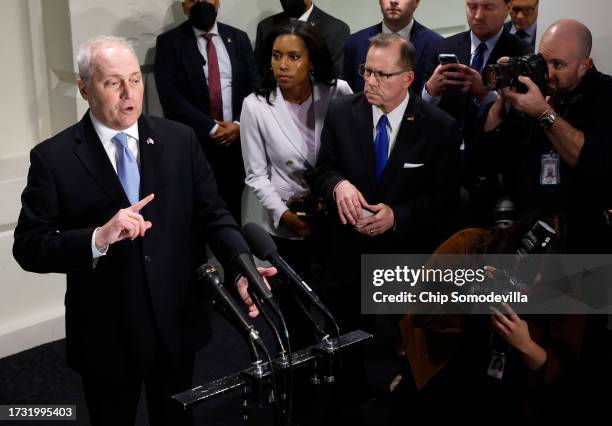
[
  {"x1": 469, "y1": 27, "x2": 503, "y2": 69},
  {"x1": 372, "y1": 91, "x2": 411, "y2": 156},
  {"x1": 298, "y1": 2, "x2": 315, "y2": 22},
  {"x1": 422, "y1": 28, "x2": 503, "y2": 106},
  {"x1": 89, "y1": 112, "x2": 140, "y2": 259},
  {"x1": 382, "y1": 18, "x2": 414, "y2": 41},
  {"x1": 90, "y1": 112, "x2": 140, "y2": 172},
  {"x1": 193, "y1": 22, "x2": 234, "y2": 125},
  {"x1": 509, "y1": 21, "x2": 537, "y2": 46}
]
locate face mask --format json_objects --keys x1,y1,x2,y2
[
  {"x1": 281, "y1": 0, "x2": 306, "y2": 19},
  {"x1": 189, "y1": 2, "x2": 217, "y2": 31}
]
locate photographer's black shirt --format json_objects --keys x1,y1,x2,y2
[{"x1": 479, "y1": 67, "x2": 612, "y2": 252}]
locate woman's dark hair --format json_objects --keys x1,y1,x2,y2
[{"x1": 255, "y1": 21, "x2": 338, "y2": 104}]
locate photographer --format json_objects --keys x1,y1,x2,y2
[
  {"x1": 394, "y1": 212, "x2": 585, "y2": 422},
  {"x1": 477, "y1": 19, "x2": 612, "y2": 253}
]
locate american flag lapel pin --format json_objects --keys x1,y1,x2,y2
[
  {"x1": 146, "y1": 138, "x2": 155, "y2": 145},
  {"x1": 405, "y1": 115, "x2": 415, "y2": 122}
]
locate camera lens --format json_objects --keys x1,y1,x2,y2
[{"x1": 483, "y1": 65, "x2": 501, "y2": 91}]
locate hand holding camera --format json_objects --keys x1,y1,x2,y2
[{"x1": 484, "y1": 54, "x2": 551, "y2": 118}]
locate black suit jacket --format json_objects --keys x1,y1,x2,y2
[
  {"x1": 254, "y1": 5, "x2": 350, "y2": 76},
  {"x1": 424, "y1": 29, "x2": 531, "y2": 127},
  {"x1": 314, "y1": 93, "x2": 461, "y2": 287},
  {"x1": 155, "y1": 21, "x2": 258, "y2": 219},
  {"x1": 155, "y1": 21, "x2": 258, "y2": 141},
  {"x1": 13, "y1": 114, "x2": 247, "y2": 376}
]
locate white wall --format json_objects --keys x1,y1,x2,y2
[
  {"x1": 0, "y1": 0, "x2": 40, "y2": 159},
  {"x1": 538, "y1": 0, "x2": 612, "y2": 74},
  {"x1": 2, "y1": 0, "x2": 611, "y2": 358}
]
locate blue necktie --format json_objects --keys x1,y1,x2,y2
[
  {"x1": 112, "y1": 132, "x2": 140, "y2": 205},
  {"x1": 471, "y1": 42, "x2": 488, "y2": 73},
  {"x1": 374, "y1": 115, "x2": 389, "y2": 185}
]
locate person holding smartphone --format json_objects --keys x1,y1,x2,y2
[{"x1": 421, "y1": 0, "x2": 531, "y2": 228}]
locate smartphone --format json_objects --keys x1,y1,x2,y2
[
  {"x1": 438, "y1": 53, "x2": 460, "y2": 65},
  {"x1": 362, "y1": 208, "x2": 375, "y2": 218}
]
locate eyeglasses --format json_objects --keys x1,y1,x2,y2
[
  {"x1": 511, "y1": 6, "x2": 537, "y2": 15},
  {"x1": 358, "y1": 64, "x2": 407, "y2": 81}
]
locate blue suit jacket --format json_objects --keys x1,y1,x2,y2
[{"x1": 343, "y1": 20, "x2": 443, "y2": 94}]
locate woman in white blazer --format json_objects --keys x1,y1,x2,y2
[
  {"x1": 241, "y1": 22, "x2": 351, "y2": 248},
  {"x1": 241, "y1": 22, "x2": 351, "y2": 342}
]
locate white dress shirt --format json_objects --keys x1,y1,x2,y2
[
  {"x1": 382, "y1": 19, "x2": 414, "y2": 41},
  {"x1": 298, "y1": 3, "x2": 315, "y2": 21},
  {"x1": 90, "y1": 112, "x2": 140, "y2": 259},
  {"x1": 372, "y1": 91, "x2": 411, "y2": 156},
  {"x1": 193, "y1": 22, "x2": 234, "y2": 132}
]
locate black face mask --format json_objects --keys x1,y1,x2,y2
[
  {"x1": 281, "y1": 0, "x2": 306, "y2": 19},
  {"x1": 189, "y1": 2, "x2": 217, "y2": 31}
]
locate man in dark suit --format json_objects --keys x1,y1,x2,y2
[
  {"x1": 315, "y1": 33, "x2": 460, "y2": 329},
  {"x1": 422, "y1": 0, "x2": 529, "y2": 125},
  {"x1": 13, "y1": 36, "x2": 269, "y2": 426},
  {"x1": 155, "y1": 0, "x2": 259, "y2": 222},
  {"x1": 421, "y1": 0, "x2": 530, "y2": 226},
  {"x1": 343, "y1": 0, "x2": 442, "y2": 94},
  {"x1": 504, "y1": 0, "x2": 538, "y2": 52},
  {"x1": 254, "y1": 0, "x2": 350, "y2": 76}
]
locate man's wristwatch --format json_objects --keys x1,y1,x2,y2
[{"x1": 538, "y1": 110, "x2": 559, "y2": 130}]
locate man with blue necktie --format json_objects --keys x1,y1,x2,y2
[
  {"x1": 315, "y1": 33, "x2": 461, "y2": 330},
  {"x1": 421, "y1": 0, "x2": 530, "y2": 226},
  {"x1": 13, "y1": 36, "x2": 271, "y2": 426}
]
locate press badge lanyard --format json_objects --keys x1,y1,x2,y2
[
  {"x1": 487, "y1": 326, "x2": 512, "y2": 380},
  {"x1": 540, "y1": 150, "x2": 561, "y2": 186}
]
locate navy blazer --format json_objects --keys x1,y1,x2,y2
[
  {"x1": 343, "y1": 20, "x2": 443, "y2": 94},
  {"x1": 504, "y1": 21, "x2": 536, "y2": 53},
  {"x1": 254, "y1": 5, "x2": 350, "y2": 76},
  {"x1": 13, "y1": 114, "x2": 245, "y2": 376},
  {"x1": 155, "y1": 21, "x2": 259, "y2": 142}
]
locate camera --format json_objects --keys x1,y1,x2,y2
[
  {"x1": 286, "y1": 193, "x2": 326, "y2": 224},
  {"x1": 483, "y1": 53, "x2": 548, "y2": 94},
  {"x1": 516, "y1": 219, "x2": 557, "y2": 259}
]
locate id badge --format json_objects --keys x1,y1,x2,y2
[
  {"x1": 540, "y1": 152, "x2": 561, "y2": 185},
  {"x1": 486, "y1": 350, "x2": 506, "y2": 379}
]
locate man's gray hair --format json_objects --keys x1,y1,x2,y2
[
  {"x1": 77, "y1": 35, "x2": 137, "y2": 82},
  {"x1": 368, "y1": 33, "x2": 417, "y2": 71}
]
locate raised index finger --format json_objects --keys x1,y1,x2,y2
[{"x1": 130, "y1": 193, "x2": 155, "y2": 212}]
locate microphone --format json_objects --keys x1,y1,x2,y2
[
  {"x1": 232, "y1": 252, "x2": 281, "y2": 312},
  {"x1": 197, "y1": 263, "x2": 263, "y2": 347},
  {"x1": 213, "y1": 230, "x2": 280, "y2": 315},
  {"x1": 242, "y1": 223, "x2": 333, "y2": 319}
]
